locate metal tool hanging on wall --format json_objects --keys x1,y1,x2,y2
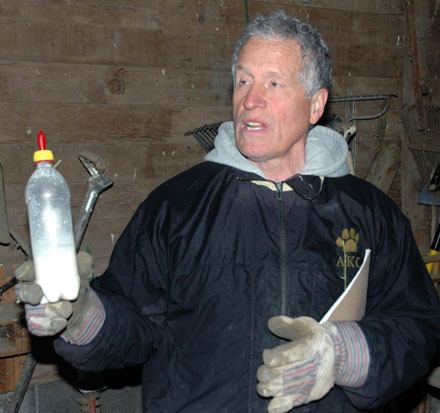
[
  {"x1": 329, "y1": 94, "x2": 395, "y2": 125},
  {"x1": 402, "y1": 105, "x2": 440, "y2": 186},
  {"x1": 184, "y1": 121, "x2": 222, "y2": 153},
  {"x1": 402, "y1": 104, "x2": 440, "y2": 247}
]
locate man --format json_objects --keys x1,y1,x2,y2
[{"x1": 16, "y1": 10, "x2": 440, "y2": 413}]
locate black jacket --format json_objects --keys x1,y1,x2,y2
[{"x1": 55, "y1": 162, "x2": 440, "y2": 412}]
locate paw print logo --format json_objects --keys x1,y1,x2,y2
[{"x1": 336, "y1": 228, "x2": 359, "y2": 253}]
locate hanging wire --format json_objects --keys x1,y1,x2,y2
[{"x1": 243, "y1": 0, "x2": 249, "y2": 24}]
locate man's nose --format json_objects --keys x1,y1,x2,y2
[{"x1": 243, "y1": 85, "x2": 266, "y2": 110}]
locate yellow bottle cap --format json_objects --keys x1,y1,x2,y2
[{"x1": 33, "y1": 149, "x2": 54, "y2": 163}]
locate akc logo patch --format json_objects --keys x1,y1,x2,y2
[
  {"x1": 336, "y1": 228, "x2": 359, "y2": 253},
  {"x1": 335, "y1": 228, "x2": 362, "y2": 288}
]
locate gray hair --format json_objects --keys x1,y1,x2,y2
[{"x1": 231, "y1": 10, "x2": 332, "y2": 97}]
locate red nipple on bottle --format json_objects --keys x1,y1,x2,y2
[{"x1": 37, "y1": 130, "x2": 47, "y2": 150}]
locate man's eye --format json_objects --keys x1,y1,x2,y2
[
  {"x1": 238, "y1": 79, "x2": 249, "y2": 86},
  {"x1": 270, "y1": 81, "x2": 280, "y2": 87}
]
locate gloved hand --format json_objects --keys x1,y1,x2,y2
[
  {"x1": 257, "y1": 316, "x2": 370, "y2": 413},
  {"x1": 15, "y1": 251, "x2": 106, "y2": 345}
]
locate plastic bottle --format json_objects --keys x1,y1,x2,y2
[{"x1": 25, "y1": 130, "x2": 80, "y2": 303}]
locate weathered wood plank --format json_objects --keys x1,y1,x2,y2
[
  {"x1": 0, "y1": 102, "x2": 232, "y2": 143},
  {"x1": 0, "y1": 62, "x2": 232, "y2": 107},
  {"x1": 332, "y1": 76, "x2": 402, "y2": 97},
  {"x1": 428, "y1": 8, "x2": 440, "y2": 103},
  {"x1": 429, "y1": 5, "x2": 440, "y2": 77},
  {"x1": 1, "y1": 0, "x2": 245, "y2": 36},
  {"x1": 330, "y1": 45, "x2": 402, "y2": 78},
  {"x1": 0, "y1": 1, "x2": 404, "y2": 78},
  {"x1": 430, "y1": 79, "x2": 440, "y2": 106},
  {"x1": 3, "y1": 0, "x2": 165, "y2": 30},
  {"x1": 150, "y1": 0, "x2": 247, "y2": 37},
  {"x1": 249, "y1": 1, "x2": 405, "y2": 36},
  {"x1": 0, "y1": 11, "x2": 237, "y2": 71},
  {"x1": 0, "y1": 20, "x2": 236, "y2": 70},
  {"x1": 249, "y1": 0, "x2": 404, "y2": 15}
]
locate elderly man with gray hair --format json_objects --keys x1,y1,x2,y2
[{"x1": 16, "y1": 10, "x2": 440, "y2": 413}]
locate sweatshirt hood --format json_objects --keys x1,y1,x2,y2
[{"x1": 204, "y1": 121, "x2": 349, "y2": 179}]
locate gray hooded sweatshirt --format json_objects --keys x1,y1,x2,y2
[{"x1": 204, "y1": 121, "x2": 349, "y2": 180}]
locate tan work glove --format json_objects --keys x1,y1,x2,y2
[
  {"x1": 257, "y1": 316, "x2": 370, "y2": 413},
  {"x1": 15, "y1": 251, "x2": 105, "y2": 345}
]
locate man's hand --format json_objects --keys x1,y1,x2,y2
[
  {"x1": 15, "y1": 251, "x2": 106, "y2": 345},
  {"x1": 257, "y1": 316, "x2": 370, "y2": 413}
]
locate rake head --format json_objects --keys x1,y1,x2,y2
[
  {"x1": 184, "y1": 122, "x2": 223, "y2": 153},
  {"x1": 402, "y1": 105, "x2": 440, "y2": 184}
]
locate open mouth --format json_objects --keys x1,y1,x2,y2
[{"x1": 243, "y1": 121, "x2": 265, "y2": 131}]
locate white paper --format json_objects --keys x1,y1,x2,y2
[{"x1": 320, "y1": 249, "x2": 371, "y2": 323}]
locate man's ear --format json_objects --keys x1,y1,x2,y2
[{"x1": 309, "y1": 88, "x2": 328, "y2": 125}]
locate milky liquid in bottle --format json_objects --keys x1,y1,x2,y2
[{"x1": 25, "y1": 130, "x2": 80, "y2": 303}]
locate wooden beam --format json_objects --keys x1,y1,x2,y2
[{"x1": 249, "y1": 0, "x2": 404, "y2": 15}]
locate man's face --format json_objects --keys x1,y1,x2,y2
[{"x1": 233, "y1": 36, "x2": 326, "y2": 175}]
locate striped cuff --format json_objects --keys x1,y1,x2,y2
[
  {"x1": 61, "y1": 288, "x2": 106, "y2": 345},
  {"x1": 332, "y1": 321, "x2": 370, "y2": 388}
]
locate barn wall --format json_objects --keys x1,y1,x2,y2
[{"x1": 0, "y1": 0, "x2": 436, "y2": 282}]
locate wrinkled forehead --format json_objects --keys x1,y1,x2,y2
[{"x1": 235, "y1": 36, "x2": 304, "y2": 76}]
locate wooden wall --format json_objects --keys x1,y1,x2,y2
[
  {"x1": 0, "y1": 0, "x2": 437, "y2": 280},
  {"x1": 431, "y1": 2, "x2": 440, "y2": 103},
  {"x1": 0, "y1": 0, "x2": 236, "y2": 274}
]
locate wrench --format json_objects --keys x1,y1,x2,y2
[
  {"x1": 74, "y1": 150, "x2": 113, "y2": 250},
  {"x1": 72, "y1": 150, "x2": 113, "y2": 411}
]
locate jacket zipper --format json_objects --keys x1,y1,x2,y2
[{"x1": 275, "y1": 182, "x2": 287, "y2": 315}]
